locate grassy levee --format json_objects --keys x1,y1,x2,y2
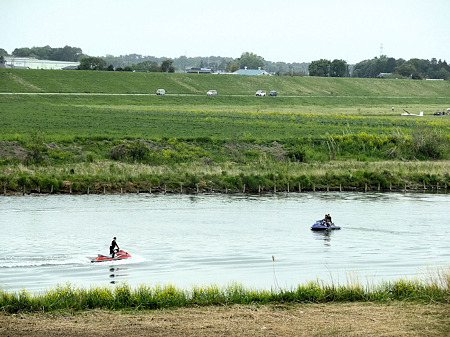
[
  {"x1": 1, "y1": 271, "x2": 449, "y2": 313},
  {"x1": 1, "y1": 68, "x2": 450, "y2": 96},
  {"x1": 0, "y1": 69, "x2": 449, "y2": 194}
]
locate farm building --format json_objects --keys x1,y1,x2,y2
[
  {"x1": 4, "y1": 57, "x2": 80, "y2": 70},
  {"x1": 233, "y1": 68, "x2": 270, "y2": 75}
]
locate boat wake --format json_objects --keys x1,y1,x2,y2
[
  {"x1": 0, "y1": 253, "x2": 146, "y2": 269},
  {"x1": 0, "y1": 255, "x2": 92, "y2": 268}
]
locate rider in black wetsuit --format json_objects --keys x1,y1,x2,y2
[
  {"x1": 325, "y1": 214, "x2": 332, "y2": 227},
  {"x1": 110, "y1": 237, "x2": 119, "y2": 258}
]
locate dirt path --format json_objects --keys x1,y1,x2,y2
[{"x1": 1, "y1": 303, "x2": 449, "y2": 336}]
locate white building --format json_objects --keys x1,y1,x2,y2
[
  {"x1": 233, "y1": 68, "x2": 270, "y2": 76},
  {"x1": 4, "y1": 57, "x2": 79, "y2": 70}
]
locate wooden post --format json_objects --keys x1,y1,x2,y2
[
  {"x1": 274, "y1": 184, "x2": 276, "y2": 193},
  {"x1": 327, "y1": 185, "x2": 329, "y2": 192},
  {"x1": 287, "y1": 182, "x2": 290, "y2": 193},
  {"x1": 313, "y1": 183, "x2": 315, "y2": 192},
  {"x1": 103, "y1": 186, "x2": 106, "y2": 194},
  {"x1": 389, "y1": 182, "x2": 392, "y2": 191},
  {"x1": 365, "y1": 183, "x2": 368, "y2": 192},
  {"x1": 299, "y1": 183, "x2": 301, "y2": 193},
  {"x1": 87, "y1": 186, "x2": 89, "y2": 194},
  {"x1": 180, "y1": 182, "x2": 183, "y2": 194},
  {"x1": 149, "y1": 187, "x2": 152, "y2": 194},
  {"x1": 225, "y1": 186, "x2": 228, "y2": 194},
  {"x1": 120, "y1": 187, "x2": 123, "y2": 194},
  {"x1": 164, "y1": 184, "x2": 167, "y2": 194},
  {"x1": 51, "y1": 185, "x2": 54, "y2": 194},
  {"x1": 69, "y1": 185, "x2": 72, "y2": 194},
  {"x1": 196, "y1": 183, "x2": 199, "y2": 193},
  {"x1": 137, "y1": 187, "x2": 139, "y2": 194},
  {"x1": 243, "y1": 184, "x2": 246, "y2": 193},
  {"x1": 378, "y1": 183, "x2": 380, "y2": 191},
  {"x1": 339, "y1": 184, "x2": 342, "y2": 192}
]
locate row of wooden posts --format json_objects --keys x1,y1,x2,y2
[{"x1": 5, "y1": 181, "x2": 448, "y2": 195}]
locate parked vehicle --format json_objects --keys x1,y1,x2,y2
[
  {"x1": 156, "y1": 89, "x2": 166, "y2": 95},
  {"x1": 207, "y1": 90, "x2": 217, "y2": 95},
  {"x1": 255, "y1": 90, "x2": 266, "y2": 96},
  {"x1": 269, "y1": 91, "x2": 277, "y2": 96}
]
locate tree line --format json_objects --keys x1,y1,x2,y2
[
  {"x1": 351, "y1": 55, "x2": 450, "y2": 80},
  {"x1": 2, "y1": 45, "x2": 449, "y2": 79},
  {"x1": 5, "y1": 45, "x2": 83, "y2": 62}
]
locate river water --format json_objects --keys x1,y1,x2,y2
[{"x1": 1, "y1": 192, "x2": 448, "y2": 293}]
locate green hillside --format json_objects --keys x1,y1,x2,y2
[
  {"x1": 0, "y1": 69, "x2": 449, "y2": 194},
  {"x1": 1, "y1": 69, "x2": 450, "y2": 97}
]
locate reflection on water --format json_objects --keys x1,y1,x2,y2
[
  {"x1": 0, "y1": 192, "x2": 449, "y2": 293},
  {"x1": 312, "y1": 230, "x2": 333, "y2": 246},
  {"x1": 109, "y1": 267, "x2": 128, "y2": 284}
]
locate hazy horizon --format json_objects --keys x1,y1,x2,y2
[{"x1": 3, "y1": 0, "x2": 450, "y2": 64}]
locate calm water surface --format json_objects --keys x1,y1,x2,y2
[{"x1": 1, "y1": 192, "x2": 449, "y2": 293}]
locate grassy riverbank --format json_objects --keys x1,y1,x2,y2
[
  {"x1": 1, "y1": 69, "x2": 449, "y2": 193},
  {"x1": 1, "y1": 271, "x2": 449, "y2": 313}
]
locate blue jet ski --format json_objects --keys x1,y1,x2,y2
[{"x1": 311, "y1": 220, "x2": 341, "y2": 231}]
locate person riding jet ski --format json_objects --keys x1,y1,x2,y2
[{"x1": 110, "y1": 237, "x2": 119, "y2": 258}]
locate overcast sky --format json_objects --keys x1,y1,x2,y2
[{"x1": 3, "y1": 0, "x2": 450, "y2": 64}]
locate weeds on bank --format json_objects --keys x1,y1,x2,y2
[{"x1": 1, "y1": 271, "x2": 448, "y2": 313}]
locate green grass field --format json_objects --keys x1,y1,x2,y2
[
  {"x1": 1, "y1": 68, "x2": 450, "y2": 97},
  {"x1": 0, "y1": 69, "x2": 449, "y2": 193}
]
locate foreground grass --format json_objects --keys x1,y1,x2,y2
[{"x1": 1, "y1": 271, "x2": 449, "y2": 313}]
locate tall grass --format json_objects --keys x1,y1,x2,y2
[
  {"x1": 1, "y1": 270, "x2": 448, "y2": 313},
  {"x1": 1, "y1": 159, "x2": 449, "y2": 194}
]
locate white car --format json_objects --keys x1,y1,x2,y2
[
  {"x1": 207, "y1": 90, "x2": 217, "y2": 95},
  {"x1": 255, "y1": 90, "x2": 266, "y2": 96},
  {"x1": 156, "y1": 89, "x2": 166, "y2": 95}
]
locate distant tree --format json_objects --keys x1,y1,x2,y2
[
  {"x1": 0, "y1": 55, "x2": 5, "y2": 64},
  {"x1": 330, "y1": 59, "x2": 347, "y2": 77},
  {"x1": 175, "y1": 55, "x2": 188, "y2": 71},
  {"x1": 395, "y1": 62, "x2": 417, "y2": 78},
  {"x1": 227, "y1": 60, "x2": 240, "y2": 72},
  {"x1": 352, "y1": 56, "x2": 405, "y2": 78},
  {"x1": 78, "y1": 56, "x2": 107, "y2": 70},
  {"x1": 50, "y1": 45, "x2": 83, "y2": 61},
  {"x1": 239, "y1": 52, "x2": 265, "y2": 69},
  {"x1": 436, "y1": 67, "x2": 450, "y2": 80},
  {"x1": 309, "y1": 59, "x2": 331, "y2": 77},
  {"x1": 161, "y1": 59, "x2": 174, "y2": 72},
  {"x1": 107, "y1": 64, "x2": 114, "y2": 71},
  {"x1": 12, "y1": 45, "x2": 83, "y2": 61},
  {"x1": 12, "y1": 47, "x2": 32, "y2": 57},
  {"x1": 0, "y1": 48, "x2": 9, "y2": 56}
]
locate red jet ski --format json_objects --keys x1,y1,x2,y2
[{"x1": 91, "y1": 249, "x2": 131, "y2": 263}]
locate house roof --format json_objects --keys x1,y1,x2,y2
[{"x1": 234, "y1": 69, "x2": 270, "y2": 75}]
